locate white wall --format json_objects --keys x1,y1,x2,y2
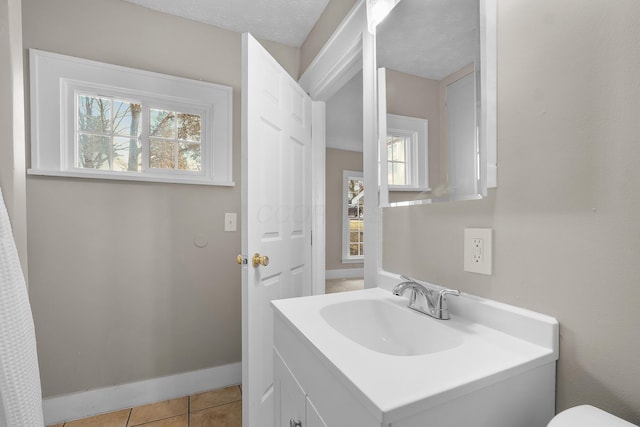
[
  {"x1": 326, "y1": 71, "x2": 363, "y2": 152},
  {"x1": 384, "y1": 0, "x2": 640, "y2": 422}
]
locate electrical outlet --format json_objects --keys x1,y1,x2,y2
[
  {"x1": 464, "y1": 228, "x2": 492, "y2": 274},
  {"x1": 472, "y1": 238, "x2": 483, "y2": 264}
]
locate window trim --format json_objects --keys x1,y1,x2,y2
[
  {"x1": 342, "y1": 170, "x2": 364, "y2": 263},
  {"x1": 386, "y1": 114, "x2": 429, "y2": 192},
  {"x1": 29, "y1": 49, "x2": 233, "y2": 186}
]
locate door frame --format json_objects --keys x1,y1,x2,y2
[{"x1": 298, "y1": 0, "x2": 381, "y2": 294}]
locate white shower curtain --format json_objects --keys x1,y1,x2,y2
[{"x1": 0, "y1": 186, "x2": 44, "y2": 426}]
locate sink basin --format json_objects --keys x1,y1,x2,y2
[{"x1": 319, "y1": 298, "x2": 463, "y2": 356}]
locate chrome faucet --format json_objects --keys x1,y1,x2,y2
[{"x1": 392, "y1": 275, "x2": 460, "y2": 320}]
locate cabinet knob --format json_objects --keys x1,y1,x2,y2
[{"x1": 289, "y1": 419, "x2": 302, "y2": 427}]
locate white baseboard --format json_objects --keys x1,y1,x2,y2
[
  {"x1": 325, "y1": 268, "x2": 364, "y2": 280},
  {"x1": 43, "y1": 362, "x2": 241, "y2": 425}
]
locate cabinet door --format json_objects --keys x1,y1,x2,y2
[
  {"x1": 306, "y1": 397, "x2": 328, "y2": 427},
  {"x1": 275, "y1": 351, "x2": 305, "y2": 427}
]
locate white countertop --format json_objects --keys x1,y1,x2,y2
[{"x1": 272, "y1": 287, "x2": 559, "y2": 424}]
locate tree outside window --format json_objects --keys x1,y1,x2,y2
[{"x1": 344, "y1": 172, "x2": 364, "y2": 260}]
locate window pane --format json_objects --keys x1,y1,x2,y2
[
  {"x1": 359, "y1": 244, "x2": 364, "y2": 256},
  {"x1": 78, "y1": 134, "x2": 110, "y2": 170},
  {"x1": 350, "y1": 243, "x2": 359, "y2": 256},
  {"x1": 78, "y1": 95, "x2": 111, "y2": 133},
  {"x1": 177, "y1": 113, "x2": 201, "y2": 142},
  {"x1": 345, "y1": 175, "x2": 364, "y2": 258},
  {"x1": 387, "y1": 136, "x2": 405, "y2": 161},
  {"x1": 395, "y1": 137, "x2": 406, "y2": 161},
  {"x1": 113, "y1": 101, "x2": 142, "y2": 137},
  {"x1": 351, "y1": 179, "x2": 361, "y2": 193},
  {"x1": 113, "y1": 136, "x2": 141, "y2": 172},
  {"x1": 390, "y1": 138, "x2": 398, "y2": 161},
  {"x1": 392, "y1": 162, "x2": 406, "y2": 185},
  {"x1": 149, "y1": 138, "x2": 175, "y2": 169},
  {"x1": 178, "y1": 143, "x2": 201, "y2": 171},
  {"x1": 150, "y1": 109, "x2": 176, "y2": 138}
]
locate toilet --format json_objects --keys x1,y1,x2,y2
[{"x1": 548, "y1": 405, "x2": 638, "y2": 426}]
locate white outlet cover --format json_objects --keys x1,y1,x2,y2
[
  {"x1": 464, "y1": 228, "x2": 492, "y2": 275},
  {"x1": 224, "y1": 213, "x2": 237, "y2": 232}
]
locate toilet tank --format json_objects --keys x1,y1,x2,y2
[{"x1": 549, "y1": 405, "x2": 637, "y2": 427}]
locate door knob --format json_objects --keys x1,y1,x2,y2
[
  {"x1": 252, "y1": 253, "x2": 269, "y2": 267},
  {"x1": 236, "y1": 255, "x2": 247, "y2": 265},
  {"x1": 289, "y1": 420, "x2": 302, "y2": 427}
]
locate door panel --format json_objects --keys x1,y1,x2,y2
[{"x1": 242, "y1": 33, "x2": 312, "y2": 427}]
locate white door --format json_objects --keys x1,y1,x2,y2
[
  {"x1": 447, "y1": 72, "x2": 477, "y2": 196},
  {"x1": 241, "y1": 33, "x2": 313, "y2": 427}
]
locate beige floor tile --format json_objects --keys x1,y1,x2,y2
[
  {"x1": 190, "y1": 401, "x2": 242, "y2": 427},
  {"x1": 127, "y1": 397, "x2": 188, "y2": 426},
  {"x1": 190, "y1": 386, "x2": 241, "y2": 412},
  {"x1": 128, "y1": 414, "x2": 188, "y2": 427},
  {"x1": 64, "y1": 409, "x2": 131, "y2": 427},
  {"x1": 325, "y1": 278, "x2": 364, "y2": 294}
]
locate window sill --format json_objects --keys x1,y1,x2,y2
[
  {"x1": 341, "y1": 258, "x2": 364, "y2": 264},
  {"x1": 389, "y1": 186, "x2": 431, "y2": 192},
  {"x1": 27, "y1": 169, "x2": 235, "y2": 187}
]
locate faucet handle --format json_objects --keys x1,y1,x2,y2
[
  {"x1": 434, "y1": 289, "x2": 460, "y2": 320},
  {"x1": 440, "y1": 289, "x2": 460, "y2": 297}
]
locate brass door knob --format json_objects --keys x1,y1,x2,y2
[
  {"x1": 237, "y1": 255, "x2": 245, "y2": 265},
  {"x1": 252, "y1": 253, "x2": 269, "y2": 267}
]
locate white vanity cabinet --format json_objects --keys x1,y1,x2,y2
[
  {"x1": 272, "y1": 287, "x2": 559, "y2": 427},
  {"x1": 275, "y1": 349, "x2": 327, "y2": 427}
]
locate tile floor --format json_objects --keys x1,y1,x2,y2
[
  {"x1": 325, "y1": 278, "x2": 364, "y2": 294},
  {"x1": 47, "y1": 385, "x2": 241, "y2": 427}
]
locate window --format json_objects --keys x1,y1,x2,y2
[
  {"x1": 387, "y1": 134, "x2": 409, "y2": 186},
  {"x1": 386, "y1": 114, "x2": 429, "y2": 191},
  {"x1": 29, "y1": 49, "x2": 233, "y2": 186},
  {"x1": 342, "y1": 171, "x2": 364, "y2": 262},
  {"x1": 76, "y1": 94, "x2": 143, "y2": 172}
]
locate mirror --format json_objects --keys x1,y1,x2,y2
[{"x1": 375, "y1": 0, "x2": 494, "y2": 206}]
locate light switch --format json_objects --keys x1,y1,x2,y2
[
  {"x1": 225, "y1": 213, "x2": 237, "y2": 232},
  {"x1": 464, "y1": 228, "x2": 492, "y2": 275}
]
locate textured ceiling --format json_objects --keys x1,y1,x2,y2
[
  {"x1": 122, "y1": 0, "x2": 330, "y2": 47},
  {"x1": 377, "y1": 0, "x2": 478, "y2": 80}
]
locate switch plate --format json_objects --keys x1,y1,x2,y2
[
  {"x1": 224, "y1": 213, "x2": 237, "y2": 232},
  {"x1": 464, "y1": 228, "x2": 492, "y2": 275}
]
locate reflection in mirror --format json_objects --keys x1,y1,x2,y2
[
  {"x1": 376, "y1": 0, "x2": 485, "y2": 206},
  {"x1": 324, "y1": 72, "x2": 365, "y2": 294}
]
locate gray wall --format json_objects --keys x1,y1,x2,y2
[
  {"x1": 325, "y1": 148, "x2": 363, "y2": 272},
  {"x1": 384, "y1": 0, "x2": 640, "y2": 423},
  {"x1": 23, "y1": 0, "x2": 299, "y2": 397},
  {"x1": 0, "y1": 0, "x2": 28, "y2": 275}
]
